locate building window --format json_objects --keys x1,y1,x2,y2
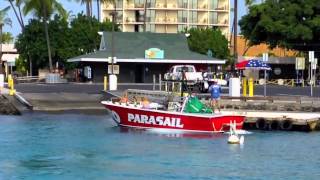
[
  {"x1": 136, "y1": 10, "x2": 145, "y2": 22},
  {"x1": 116, "y1": 0, "x2": 123, "y2": 8},
  {"x1": 147, "y1": 10, "x2": 155, "y2": 22},
  {"x1": 189, "y1": 11, "x2": 197, "y2": 23},
  {"x1": 146, "y1": 24, "x2": 155, "y2": 32},
  {"x1": 209, "y1": 0, "x2": 218, "y2": 10},
  {"x1": 147, "y1": 0, "x2": 155, "y2": 8},
  {"x1": 178, "y1": 0, "x2": 188, "y2": 8},
  {"x1": 178, "y1": 10, "x2": 187, "y2": 22},
  {"x1": 189, "y1": 0, "x2": 198, "y2": 9},
  {"x1": 116, "y1": 11, "x2": 123, "y2": 22},
  {"x1": 134, "y1": 0, "x2": 144, "y2": 8},
  {"x1": 178, "y1": 25, "x2": 187, "y2": 32},
  {"x1": 209, "y1": 12, "x2": 218, "y2": 24}
]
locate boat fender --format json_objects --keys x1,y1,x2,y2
[
  {"x1": 268, "y1": 120, "x2": 280, "y2": 131},
  {"x1": 255, "y1": 118, "x2": 267, "y2": 130},
  {"x1": 280, "y1": 120, "x2": 293, "y2": 131}
]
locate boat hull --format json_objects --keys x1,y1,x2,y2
[{"x1": 102, "y1": 102, "x2": 244, "y2": 133}]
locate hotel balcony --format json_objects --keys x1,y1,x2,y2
[
  {"x1": 208, "y1": 19, "x2": 229, "y2": 26},
  {"x1": 199, "y1": 18, "x2": 208, "y2": 25},
  {"x1": 212, "y1": 5, "x2": 229, "y2": 12},
  {"x1": 149, "y1": 17, "x2": 181, "y2": 24},
  {"x1": 197, "y1": 4, "x2": 208, "y2": 10},
  {"x1": 124, "y1": 17, "x2": 144, "y2": 24},
  {"x1": 124, "y1": 3, "x2": 144, "y2": 10},
  {"x1": 102, "y1": 4, "x2": 123, "y2": 10}
]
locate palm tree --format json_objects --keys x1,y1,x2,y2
[
  {"x1": 23, "y1": 0, "x2": 67, "y2": 72},
  {"x1": 1, "y1": 32, "x2": 14, "y2": 44},
  {"x1": 7, "y1": 0, "x2": 25, "y2": 29},
  {"x1": 76, "y1": 0, "x2": 93, "y2": 17},
  {"x1": 0, "y1": 6, "x2": 12, "y2": 74}
]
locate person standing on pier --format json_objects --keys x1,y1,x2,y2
[{"x1": 209, "y1": 81, "x2": 221, "y2": 112}]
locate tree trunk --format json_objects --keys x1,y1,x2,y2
[
  {"x1": 43, "y1": 17, "x2": 53, "y2": 72},
  {"x1": 97, "y1": 0, "x2": 100, "y2": 21},
  {"x1": 17, "y1": 4, "x2": 25, "y2": 27},
  {"x1": 86, "y1": 1, "x2": 90, "y2": 17},
  {"x1": 0, "y1": 25, "x2": 3, "y2": 74},
  {"x1": 90, "y1": 0, "x2": 93, "y2": 17},
  {"x1": 29, "y1": 55, "x2": 32, "y2": 76},
  {"x1": 9, "y1": 0, "x2": 24, "y2": 28}
]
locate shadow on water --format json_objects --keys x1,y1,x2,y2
[
  {"x1": 111, "y1": 126, "x2": 226, "y2": 139},
  {"x1": 19, "y1": 155, "x2": 62, "y2": 171}
]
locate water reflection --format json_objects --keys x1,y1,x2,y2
[{"x1": 117, "y1": 126, "x2": 225, "y2": 139}]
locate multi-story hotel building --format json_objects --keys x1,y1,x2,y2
[{"x1": 101, "y1": 0, "x2": 230, "y2": 36}]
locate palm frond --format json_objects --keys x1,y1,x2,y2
[
  {"x1": 4, "y1": 18, "x2": 12, "y2": 27},
  {"x1": 0, "y1": 6, "x2": 11, "y2": 25},
  {"x1": 53, "y1": 1, "x2": 67, "y2": 19}
]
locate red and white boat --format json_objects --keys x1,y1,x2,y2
[{"x1": 101, "y1": 101, "x2": 245, "y2": 133}]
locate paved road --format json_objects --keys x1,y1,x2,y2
[{"x1": 15, "y1": 83, "x2": 320, "y2": 97}]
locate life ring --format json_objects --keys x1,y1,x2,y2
[
  {"x1": 255, "y1": 118, "x2": 267, "y2": 130},
  {"x1": 280, "y1": 120, "x2": 293, "y2": 130},
  {"x1": 268, "y1": 120, "x2": 280, "y2": 130}
]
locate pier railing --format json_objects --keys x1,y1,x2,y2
[
  {"x1": 14, "y1": 76, "x2": 41, "y2": 83},
  {"x1": 126, "y1": 89, "x2": 320, "y2": 104}
]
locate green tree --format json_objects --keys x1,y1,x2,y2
[
  {"x1": 0, "y1": 6, "x2": 12, "y2": 74},
  {"x1": 239, "y1": 0, "x2": 320, "y2": 52},
  {"x1": 15, "y1": 14, "x2": 118, "y2": 72},
  {"x1": 23, "y1": 0, "x2": 67, "y2": 72},
  {"x1": 1, "y1": 32, "x2": 14, "y2": 43},
  {"x1": 186, "y1": 28, "x2": 230, "y2": 60},
  {"x1": 69, "y1": 13, "x2": 119, "y2": 54}
]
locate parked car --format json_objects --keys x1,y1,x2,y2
[{"x1": 164, "y1": 65, "x2": 227, "y2": 93}]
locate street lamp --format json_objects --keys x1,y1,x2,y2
[
  {"x1": 109, "y1": 11, "x2": 117, "y2": 75},
  {"x1": 108, "y1": 10, "x2": 118, "y2": 91}
]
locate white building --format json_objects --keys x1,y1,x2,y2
[
  {"x1": 1, "y1": 44, "x2": 19, "y2": 77},
  {"x1": 101, "y1": 0, "x2": 230, "y2": 36}
]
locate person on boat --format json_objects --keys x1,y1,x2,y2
[
  {"x1": 120, "y1": 92, "x2": 129, "y2": 104},
  {"x1": 141, "y1": 97, "x2": 150, "y2": 109},
  {"x1": 208, "y1": 81, "x2": 221, "y2": 112}
]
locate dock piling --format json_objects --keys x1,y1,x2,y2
[
  {"x1": 159, "y1": 74, "x2": 162, "y2": 91},
  {"x1": 153, "y1": 74, "x2": 156, "y2": 91}
]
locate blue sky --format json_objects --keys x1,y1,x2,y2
[{"x1": 1, "y1": 0, "x2": 247, "y2": 38}]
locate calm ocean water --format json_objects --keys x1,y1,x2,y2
[{"x1": 0, "y1": 113, "x2": 319, "y2": 180}]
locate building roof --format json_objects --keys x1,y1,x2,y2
[
  {"x1": 68, "y1": 32, "x2": 225, "y2": 64},
  {"x1": 1, "y1": 44, "x2": 17, "y2": 53}
]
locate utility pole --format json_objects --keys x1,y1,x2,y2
[
  {"x1": 110, "y1": 7, "x2": 117, "y2": 74},
  {"x1": 143, "y1": 0, "x2": 147, "y2": 32},
  {"x1": 233, "y1": 0, "x2": 238, "y2": 71}
]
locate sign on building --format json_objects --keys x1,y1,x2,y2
[
  {"x1": 312, "y1": 58, "x2": 318, "y2": 70},
  {"x1": 108, "y1": 65, "x2": 120, "y2": 74},
  {"x1": 108, "y1": 57, "x2": 117, "y2": 64},
  {"x1": 262, "y1": 53, "x2": 268, "y2": 62},
  {"x1": 295, "y1": 57, "x2": 305, "y2": 70},
  {"x1": 309, "y1": 51, "x2": 314, "y2": 62},
  {"x1": 145, "y1": 48, "x2": 164, "y2": 59}
]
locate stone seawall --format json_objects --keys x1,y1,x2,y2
[
  {"x1": 0, "y1": 95, "x2": 20, "y2": 115},
  {"x1": 217, "y1": 100, "x2": 320, "y2": 112}
]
